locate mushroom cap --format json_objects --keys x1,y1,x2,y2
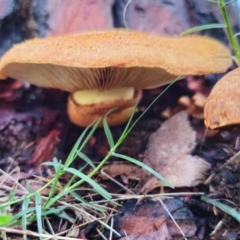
[
  {"x1": 204, "y1": 67, "x2": 240, "y2": 129},
  {"x1": 0, "y1": 29, "x2": 232, "y2": 92}
]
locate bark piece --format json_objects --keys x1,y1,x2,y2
[
  {"x1": 0, "y1": 0, "x2": 15, "y2": 19},
  {"x1": 44, "y1": 0, "x2": 114, "y2": 36},
  {"x1": 114, "y1": 0, "x2": 190, "y2": 35},
  {"x1": 114, "y1": 0, "x2": 239, "y2": 39}
]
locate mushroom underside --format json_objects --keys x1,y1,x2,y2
[{"x1": 0, "y1": 63, "x2": 179, "y2": 92}]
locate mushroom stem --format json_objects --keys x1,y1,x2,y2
[
  {"x1": 72, "y1": 87, "x2": 135, "y2": 105},
  {"x1": 68, "y1": 89, "x2": 142, "y2": 127}
]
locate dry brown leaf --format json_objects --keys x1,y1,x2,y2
[
  {"x1": 119, "y1": 216, "x2": 171, "y2": 240},
  {"x1": 117, "y1": 199, "x2": 197, "y2": 239},
  {"x1": 101, "y1": 162, "x2": 142, "y2": 183},
  {"x1": 0, "y1": 80, "x2": 23, "y2": 99},
  {"x1": 29, "y1": 130, "x2": 60, "y2": 166},
  {"x1": 141, "y1": 111, "x2": 210, "y2": 193}
]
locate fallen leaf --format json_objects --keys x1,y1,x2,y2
[
  {"x1": 0, "y1": 79, "x2": 24, "y2": 101},
  {"x1": 116, "y1": 199, "x2": 197, "y2": 239},
  {"x1": 29, "y1": 130, "x2": 60, "y2": 166},
  {"x1": 141, "y1": 111, "x2": 210, "y2": 193},
  {"x1": 101, "y1": 162, "x2": 142, "y2": 184},
  {"x1": 119, "y1": 216, "x2": 171, "y2": 240}
]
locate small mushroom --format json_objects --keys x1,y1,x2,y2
[
  {"x1": 0, "y1": 30, "x2": 232, "y2": 127},
  {"x1": 187, "y1": 93, "x2": 207, "y2": 120},
  {"x1": 204, "y1": 67, "x2": 240, "y2": 129}
]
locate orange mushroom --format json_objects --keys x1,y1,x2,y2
[
  {"x1": 0, "y1": 29, "x2": 232, "y2": 127},
  {"x1": 204, "y1": 67, "x2": 240, "y2": 129}
]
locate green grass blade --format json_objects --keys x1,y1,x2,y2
[
  {"x1": 53, "y1": 210, "x2": 74, "y2": 223},
  {"x1": 42, "y1": 190, "x2": 71, "y2": 209},
  {"x1": 22, "y1": 197, "x2": 30, "y2": 240},
  {"x1": 41, "y1": 206, "x2": 74, "y2": 223},
  {"x1": 202, "y1": 196, "x2": 240, "y2": 223},
  {"x1": 0, "y1": 215, "x2": 14, "y2": 226},
  {"x1": 42, "y1": 206, "x2": 66, "y2": 214},
  {"x1": 64, "y1": 118, "x2": 101, "y2": 169},
  {"x1": 42, "y1": 161, "x2": 63, "y2": 168},
  {"x1": 65, "y1": 167, "x2": 112, "y2": 200},
  {"x1": 26, "y1": 181, "x2": 34, "y2": 193},
  {"x1": 78, "y1": 152, "x2": 95, "y2": 168},
  {"x1": 77, "y1": 118, "x2": 101, "y2": 153},
  {"x1": 35, "y1": 192, "x2": 43, "y2": 239},
  {"x1": 65, "y1": 127, "x2": 90, "y2": 166},
  {"x1": 0, "y1": 178, "x2": 55, "y2": 210},
  {"x1": 234, "y1": 32, "x2": 240, "y2": 37},
  {"x1": 226, "y1": 0, "x2": 237, "y2": 5},
  {"x1": 70, "y1": 191, "x2": 105, "y2": 212},
  {"x1": 65, "y1": 164, "x2": 89, "y2": 189},
  {"x1": 12, "y1": 207, "x2": 68, "y2": 228},
  {"x1": 120, "y1": 101, "x2": 139, "y2": 139},
  {"x1": 64, "y1": 118, "x2": 101, "y2": 168},
  {"x1": 13, "y1": 207, "x2": 36, "y2": 221},
  {"x1": 122, "y1": 77, "x2": 181, "y2": 140},
  {"x1": 51, "y1": 157, "x2": 61, "y2": 172},
  {"x1": 8, "y1": 188, "x2": 16, "y2": 202},
  {"x1": 43, "y1": 161, "x2": 62, "y2": 209},
  {"x1": 180, "y1": 23, "x2": 226, "y2": 36},
  {"x1": 103, "y1": 116, "x2": 115, "y2": 149},
  {"x1": 112, "y1": 152, "x2": 174, "y2": 188}
]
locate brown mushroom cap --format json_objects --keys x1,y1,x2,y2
[
  {"x1": 204, "y1": 67, "x2": 240, "y2": 129},
  {"x1": 0, "y1": 29, "x2": 232, "y2": 92}
]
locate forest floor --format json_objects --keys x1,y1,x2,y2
[{"x1": 0, "y1": 76, "x2": 239, "y2": 240}]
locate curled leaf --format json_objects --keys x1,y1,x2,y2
[{"x1": 141, "y1": 111, "x2": 210, "y2": 193}]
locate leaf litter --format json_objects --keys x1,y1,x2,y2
[
  {"x1": 2, "y1": 78, "x2": 240, "y2": 238},
  {"x1": 113, "y1": 198, "x2": 198, "y2": 240},
  {"x1": 141, "y1": 111, "x2": 210, "y2": 192},
  {"x1": 102, "y1": 111, "x2": 210, "y2": 193}
]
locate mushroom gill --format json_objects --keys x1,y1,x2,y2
[{"x1": 0, "y1": 29, "x2": 232, "y2": 127}]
